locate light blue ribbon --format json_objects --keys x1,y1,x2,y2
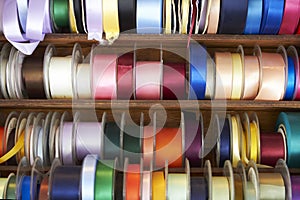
[{"x1": 244, "y1": 0, "x2": 263, "y2": 34}]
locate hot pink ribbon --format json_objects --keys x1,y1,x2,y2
[{"x1": 278, "y1": 0, "x2": 300, "y2": 34}]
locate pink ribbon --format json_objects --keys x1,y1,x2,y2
[
  {"x1": 3, "y1": 0, "x2": 39, "y2": 55},
  {"x1": 86, "y1": 0, "x2": 103, "y2": 41},
  {"x1": 93, "y1": 54, "x2": 117, "y2": 100},
  {"x1": 279, "y1": 0, "x2": 300, "y2": 34}
]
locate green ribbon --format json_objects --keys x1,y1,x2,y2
[
  {"x1": 104, "y1": 122, "x2": 121, "y2": 160},
  {"x1": 52, "y1": 0, "x2": 69, "y2": 31},
  {"x1": 5, "y1": 174, "x2": 16, "y2": 199},
  {"x1": 123, "y1": 125, "x2": 141, "y2": 163},
  {"x1": 276, "y1": 112, "x2": 300, "y2": 168},
  {"x1": 94, "y1": 160, "x2": 114, "y2": 200}
]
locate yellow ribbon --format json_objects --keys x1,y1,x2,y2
[
  {"x1": 241, "y1": 129, "x2": 250, "y2": 164},
  {"x1": 0, "y1": 132, "x2": 24, "y2": 164},
  {"x1": 231, "y1": 116, "x2": 241, "y2": 167},
  {"x1": 180, "y1": 0, "x2": 190, "y2": 34},
  {"x1": 249, "y1": 122, "x2": 258, "y2": 162},
  {"x1": 153, "y1": 172, "x2": 166, "y2": 200},
  {"x1": 103, "y1": 0, "x2": 120, "y2": 42},
  {"x1": 165, "y1": 0, "x2": 172, "y2": 34},
  {"x1": 69, "y1": 0, "x2": 78, "y2": 33},
  {"x1": 231, "y1": 53, "x2": 243, "y2": 99}
]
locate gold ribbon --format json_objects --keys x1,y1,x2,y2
[
  {"x1": 0, "y1": 131, "x2": 24, "y2": 164},
  {"x1": 180, "y1": 0, "x2": 190, "y2": 34},
  {"x1": 249, "y1": 121, "x2": 258, "y2": 163},
  {"x1": 165, "y1": 0, "x2": 172, "y2": 34},
  {"x1": 103, "y1": 0, "x2": 120, "y2": 42},
  {"x1": 259, "y1": 173, "x2": 285, "y2": 200},
  {"x1": 231, "y1": 53, "x2": 243, "y2": 99},
  {"x1": 231, "y1": 116, "x2": 241, "y2": 167},
  {"x1": 69, "y1": 0, "x2": 78, "y2": 33},
  {"x1": 153, "y1": 172, "x2": 166, "y2": 200}
]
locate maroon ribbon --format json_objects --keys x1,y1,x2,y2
[{"x1": 117, "y1": 53, "x2": 134, "y2": 100}]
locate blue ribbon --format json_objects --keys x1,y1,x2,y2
[
  {"x1": 191, "y1": 177, "x2": 207, "y2": 200},
  {"x1": 284, "y1": 57, "x2": 296, "y2": 100},
  {"x1": 21, "y1": 176, "x2": 31, "y2": 200},
  {"x1": 276, "y1": 112, "x2": 300, "y2": 168},
  {"x1": 260, "y1": 0, "x2": 285, "y2": 34},
  {"x1": 244, "y1": 0, "x2": 263, "y2": 34},
  {"x1": 136, "y1": 0, "x2": 162, "y2": 34},
  {"x1": 219, "y1": 118, "x2": 230, "y2": 167},
  {"x1": 189, "y1": 43, "x2": 207, "y2": 100}
]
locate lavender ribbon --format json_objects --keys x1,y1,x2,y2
[
  {"x1": 16, "y1": 0, "x2": 28, "y2": 32},
  {"x1": 3, "y1": 0, "x2": 39, "y2": 55},
  {"x1": 86, "y1": 0, "x2": 103, "y2": 41}
]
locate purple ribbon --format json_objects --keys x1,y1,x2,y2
[
  {"x1": 86, "y1": 0, "x2": 103, "y2": 41},
  {"x1": 292, "y1": 176, "x2": 300, "y2": 200}
]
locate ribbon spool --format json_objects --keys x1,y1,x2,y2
[
  {"x1": 41, "y1": 112, "x2": 53, "y2": 166},
  {"x1": 0, "y1": 177, "x2": 8, "y2": 199},
  {"x1": 205, "y1": 55, "x2": 216, "y2": 99},
  {"x1": 13, "y1": 50, "x2": 28, "y2": 98},
  {"x1": 103, "y1": 120, "x2": 122, "y2": 161},
  {"x1": 250, "y1": 113, "x2": 261, "y2": 164},
  {"x1": 16, "y1": 157, "x2": 31, "y2": 200},
  {"x1": 94, "y1": 158, "x2": 117, "y2": 200},
  {"x1": 143, "y1": 123, "x2": 155, "y2": 169},
  {"x1": 39, "y1": 176, "x2": 49, "y2": 200},
  {"x1": 6, "y1": 47, "x2": 18, "y2": 99},
  {"x1": 230, "y1": 114, "x2": 242, "y2": 167},
  {"x1": 49, "y1": 159, "x2": 81, "y2": 200},
  {"x1": 76, "y1": 62, "x2": 92, "y2": 99},
  {"x1": 23, "y1": 113, "x2": 35, "y2": 166},
  {"x1": 184, "y1": 111, "x2": 203, "y2": 167},
  {"x1": 31, "y1": 157, "x2": 45, "y2": 200},
  {"x1": 166, "y1": 159, "x2": 190, "y2": 200},
  {"x1": 241, "y1": 113, "x2": 251, "y2": 164},
  {"x1": 275, "y1": 159, "x2": 292, "y2": 200},
  {"x1": 246, "y1": 162, "x2": 260, "y2": 200},
  {"x1": 123, "y1": 123, "x2": 142, "y2": 164},
  {"x1": 0, "y1": 43, "x2": 12, "y2": 99},
  {"x1": 277, "y1": 45, "x2": 289, "y2": 100},
  {"x1": 3, "y1": 173, "x2": 16, "y2": 199},
  {"x1": 142, "y1": 159, "x2": 153, "y2": 200},
  {"x1": 152, "y1": 170, "x2": 166, "y2": 200},
  {"x1": 49, "y1": 112, "x2": 61, "y2": 163},
  {"x1": 15, "y1": 112, "x2": 28, "y2": 163},
  {"x1": 117, "y1": 53, "x2": 134, "y2": 100},
  {"x1": 123, "y1": 158, "x2": 141, "y2": 200},
  {"x1": 43, "y1": 44, "x2": 56, "y2": 99},
  {"x1": 216, "y1": 114, "x2": 231, "y2": 167},
  {"x1": 287, "y1": 46, "x2": 300, "y2": 100},
  {"x1": 81, "y1": 154, "x2": 99, "y2": 200}
]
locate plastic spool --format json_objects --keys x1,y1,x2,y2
[
  {"x1": 223, "y1": 160, "x2": 235, "y2": 200},
  {"x1": 249, "y1": 112, "x2": 261, "y2": 164},
  {"x1": 237, "y1": 45, "x2": 245, "y2": 99},
  {"x1": 24, "y1": 113, "x2": 36, "y2": 166},
  {"x1": 15, "y1": 112, "x2": 28, "y2": 163},
  {"x1": 48, "y1": 158, "x2": 61, "y2": 200},
  {"x1": 181, "y1": 112, "x2": 185, "y2": 167},
  {"x1": 205, "y1": 53, "x2": 216, "y2": 99},
  {"x1": 199, "y1": 112, "x2": 204, "y2": 167},
  {"x1": 142, "y1": 157, "x2": 153, "y2": 199},
  {"x1": 123, "y1": 157, "x2": 129, "y2": 199},
  {"x1": 229, "y1": 114, "x2": 242, "y2": 167},
  {"x1": 72, "y1": 112, "x2": 80, "y2": 164},
  {"x1": 236, "y1": 161, "x2": 250, "y2": 200},
  {"x1": 287, "y1": 46, "x2": 299, "y2": 100},
  {"x1": 14, "y1": 50, "x2": 28, "y2": 98},
  {"x1": 16, "y1": 157, "x2": 31, "y2": 200},
  {"x1": 152, "y1": 112, "x2": 157, "y2": 169},
  {"x1": 31, "y1": 157, "x2": 44, "y2": 200},
  {"x1": 241, "y1": 113, "x2": 251, "y2": 160},
  {"x1": 253, "y1": 44, "x2": 263, "y2": 96},
  {"x1": 71, "y1": 43, "x2": 83, "y2": 99},
  {"x1": 277, "y1": 126, "x2": 287, "y2": 161},
  {"x1": 31, "y1": 113, "x2": 45, "y2": 165},
  {"x1": 235, "y1": 114, "x2": 243, "y2": 167},
  {"x1": 0, "y1": 43, "x2": 12, "y2": 99},
  {"x1": 215, "y1": 114, "x2": 221, "y2": 167},
  {"x1": 204, "y1": 160, "x2": 212, "y2": 200},
  {"x1": 101, "y1": 112, "x2": 107, "y2": 160},
  {"x1": 275, "y1": 159, "x2": 292, "y2": 200},
  {"x1": 276, "y1": 45, "x2": 288, "y2": 100},
  {"x1": 42, "y1": 112, "x2": 53, "y2": 166},
  {"x1": 247, "y1": 160, "x2": 260, "y2": 200},
  {"x1": 4, "y1": 112, "x2": 19, "y2": 162},
  {"x1": 49, "y1": 112, "x2": 61, "y2": 163},
  {"x1": 43, "y1": 44, "x2": 56, "y2": 99},
  {"x1": 6, "y1": 47, "x2": 18, "y2": 99},
  {"x1": 3, "y1": 173, "x2": 16, "y2": 199}
]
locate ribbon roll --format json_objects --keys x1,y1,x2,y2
[
  {"x1": 103, "y1": 0, "x2": 120, "y2": 42},
  {"x1": 142, "y1": 171, "x2": 151, "y2": 200},
  {"x1": 118, "y1": 0, "x2": 136, "y2": 32},
  {"x1": 114, "y1": 171, "x2": 123, "y2": 200},
  {"x1": 291, "y1": 176, "x2": 300, "y2": 199},
  {"x1": 135, "y1": 61, "x2": 162, "y2": 100},
  {"x1": 76, "y1": 122, "x2": 102, "y2": 162},
  {"x1": 259, "y1": 173, "x2": 286, "y2": 199},
  {"x1": 20, "y1": 176, "x2": 31, "y2": 200},
  {"x1": 126, "y1": 164, "x2": 140, "y2": 200},
  {"x1": 81, "y1": 155, "x2": 98, "y2": 200},
  {"x1": 143, "y1": 126, "x2": 154, "y2": 168},
  {"x1": 76, "y1": 63, "x2": 92, "y2": 99},
  {"x1": 152, "y1": 171, "x2": 166, "y2": 200},
  {"x1": 260, "y1": 0, "x2": 285, "y2": 34},
  {"x1": 51, "y1": 0, "x2": 70, "y2": 32},
  {"x1": 39, "y1": 177, "x2": 49, "y2": 200},
  {"x1": 136, "y1": 0, "x2": 163, "y2": 34},
  {"x1": 242, "y1": 55, "x2": 260, "y2": 100},
  {"x1": 255, "y1": 52, "x2": 285, "y2": 101},
  {"x1": 218, "y1": 0, "x2": 248, "y2": 34},
  {"x1": 85, "y1": 0, "x2": 103, "y2": 41},
  {"x1": 163, "y1": 63, "x2": 186, "y2": 100},
  {"x1": 284, "y1": 57, "x2": 296, "y2": 100},
  {"x1": 276, "y1": 112, "x2": 300, "y2": 168},
  {"x1": 231, "y1": 53, "x2": 243, "y2": 99},
  {"x1": 244, "y1": 0, "x2": 263, "y2": 34},
  {"x1": 156, "y1": 128, "x2": 182, "y2": 168},
  {"x1": 104, "y1": 122, "x2": 121, "y2": 160},
  {"x1": 93, "y1": 54, "x2": 117, "y2": 100},
  {"x1": 207, "y1": 0, "x2": 220, "y2": 34},
  {"x1": 4, "y1": 174, "x2": 16, "y2": 199},
  {"x1": 123, "y1": 125, "x2": 141, "y2": 163},
  {"x1": 167, "y1": 173, "x2": 188, "y2": 200},
  {"x1": 231, "y1": 115, "x2": 241, "y2": 167},
  {"x1": 249, "y1": 121, "x2": 259, "y2": 163},
  {"x1": 94, "y1": 160, "x2": 114, "y2": 200},
  {"x1": 279, "y1": 0, "x2": 300, "y2": 34},
  {"x1": 117, "y1": 53, "x2": 134, "y2": 100},
  {"x1": 219, "y1": 117, "x2": 230, "y2": 167},
  {"x1": 191, "y1": 177, "x2": 207, "y2": 200},
  {"x1": 60, "y1": 122, "x2": 74, "y2": 165},
  {"x1": 189, "y1": 43, "x2": 207, "y2": 100},
  {"x1": 69, "y1": 0, "x2": 78, "y2": 33},
  {"x1": 215, "y1": 52, "x2": 233, "y2": 99},
  {"x1": 211, "y1": 177, "x2": 230, "y2": 199},
  {"x1": 50, "y1": 166, "x2": 81, "y2": 200},
  {"x1": 73, "y1": 0, "x2": 84, "y2": 33},
  {"x1": 233, "y1": 174, "x2": 243, "y2": 200}
]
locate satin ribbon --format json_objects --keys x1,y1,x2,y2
[
  {"x1": 16, "y1": 0, "x2": 28, "y2": 32},
  {"x1": 218, "y1": 0, "x2": 248, "y2": 34},
  {"x1": 73, "y1": 0, "x2": 84, "y2": 33},
  {"x1": 126, "y1": 164, "x2": 140, "y2": 200},
  {"x1": 135, "y1": 61, "x2": 162, "y2": 100},
  {"x1": 234, "y1": 174, "x2": 243, "y2": 200},
  {"x1": 69, "y1": 0, "x2": 78, "y2": 33},
  {"x1": 21, "y1": 176, "x2": 31, "y2": 200},
  {"x1": 103, "y1": 0, "x2": 119, "y2": 42},
  {"x1": 3, "y1": 0, "x2": 39, "y2": 55},
  {"x1": 259, "y1": 0, "x2": 285, "y2": 34},
  {"x1": 163, "y1": 63, "x2": 186, "y2": 100},
  {"x1": 143, "y1": 126, "x2": 154, "y2": 168},
  {"x1": 219, "y1": 118, "x2": 230, "y2": 167},
  {"x1": 123, "y1": 125, "x2": 141, "y2": 163},
  {"x1": 136, "y1": 0, "x2": 163, "y2": 34},
  {"x1": 294, "y1": 57, "x2": 300, "y2": 100},
  {"x1": 118, "y1": 0, "x2": 136, "y2": 32},
  {"x1": 0, "y1": 131, "x2": 24, "y2": 164},
  {"x1": 249, "y1": 122, "x2": 259, "y2": 163},
  {"x1": 85, "y1": 0, "x2": 103, "y2": 41},
  {"x1": 167, "y1": 174, "x2": 188, "y2": 200},
  {"x1": 231, "y1": 116, "x2": 241, "y2": 167},
  {"x1": 104, "y1": 122, "x2": 121, "y2": 160},
  {"x1": 156, "y1": 128, "x2": 182, "y2": 168},
  {"x1": 165, "y1": 0, "x2": 172, "y2": 34},
  {"x1": 76, "y1": 63, "x2": 92, "y2": 99},
  {"x1": 259, "y1": 173, "x2": 285, "y2": 199},
  {"x1": 81, "y1": 155, "x2": 98, "y2": 200},
  {"x1": 93, "y1": 54, "x2": 117, "y2": 100},
  {"x1": 242, "y1": 55, "x2": 260, "y2": 100},
  {"x1": 231, "y1": 53, "x2": 243, "y2": 99},
  {"x1": 255, "y1": 52, "x2": 286, "y2": 101},
  {"x1": 191, "y1": 177, "x2": 207, "y2": 200},
  {"x1": 60, "y1": 122, "x2": 74, "y2": 165},
  {"x1": 94, "y1": 160, "x2": 114, "y2": 200},
  {"x1": 39, "y1": 177, "x2": 49, "y2": 200},
  {"x1": 215, "y1": 52, "x2": 232, "y2": 99},
  {"x1": 117, "y1": 53, "x2": 134, "y2": 100},
  {"x1": 50, "y1": 166, "x2": 81, "y2": 200},
  {"x1": 114, "y1": 171, "x2": 123, "y2": 200},
  {"x1": 51, "y1": 0, "x2": 69, "y2": 32},
  {"x1": 142, "y1": 172, "x2": 151, "y2": 200},
  {"x1": 276, "y1": 112, "x2": 300, "y2": 168},
  {"x1": 152, "y1": 172, "x2": 166, "y2": 200},
  {"x1": 0, "y1": 127, "x2": 5, "y2": 156},
  {"x1": 189, "y1": 43, "x2": 207, "y2": 100},
  {"x1": 211, "y1": 177, "x2": 230, "y2": 199},
  {"x1": 244, "y1": 0, "x2": 263, "y2": 34},
  {"x1": 291, "y1": 176, "x2": 300, "y2": 199},
  {"x1": 205, "y1": 57, "x2": 216, "y2": 99},
  {"x1": 284, "y1": 57, "x2": 296, "y2": 100},
  {"x1": 76, "y1": 122, "x2": 102, "y2": 161},
  {"x1": 279, "y1": 0, "x2": 300, "y2": 34},
  {"x1": 207, "y1": 0, "x2": 220, "y2": 34}
]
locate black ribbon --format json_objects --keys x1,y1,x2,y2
[{"x1": 118, "y1": 0, "x2": 136, "y2": 33}]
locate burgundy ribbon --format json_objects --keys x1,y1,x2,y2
[{"x1": 117, "y1": 53, "x2": 134, "y2": 100}]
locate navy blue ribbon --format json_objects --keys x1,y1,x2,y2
[
  {"x1": 191, "y1": 177, "x2": 207, "y2": 200},
  {"x1": 244, "y1": 0, "x2": 263, "y2": 34},
  {"x1": 284, "y1": 57, "x2": 296, "y2": 100},
  {"x1": 259, "y1": 0, "x2": 285, "y2": 34},
  {"x1": 219, "y1": 118, "x2": 230, "y2": 167},
  {"x1": 189, "y1": 43, "x2": 207, "y2": 100}
]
